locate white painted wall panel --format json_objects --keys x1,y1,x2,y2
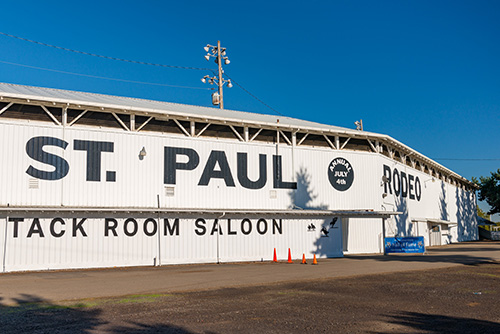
[
  {"x1": 0, "y1": 120, "x2": 478, "y2": 262},
  {"x1": 0, "y1": 213, "x2": 341, "y2": 272},
  {"x1": 343, "y1": 218, "x2": 383, "y2": 254}
]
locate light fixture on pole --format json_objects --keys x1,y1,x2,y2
[
  {"x1": 201, "y1": 40, "x2": 232, "y2": 109},
  {"x1": 354, "y1": 119, "x2": 363, "y2": 131}
]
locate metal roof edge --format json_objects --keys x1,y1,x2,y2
[
  {"x1": 0, "y1": 207, "x2": 400, "y2": 218},
  {"x1": 0, "y1": 82, "x2": 475, "y2": 187}
]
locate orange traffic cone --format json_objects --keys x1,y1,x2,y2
[
  {"x1": 273, "y1": 248, "x2": 278, "y2": 263},
  {"x1": 287, "y1": 248, "x2": 293, "y2": 264},
  {"x1": 301, "y1": 254, "x2": 307, "y2": 264},
  {"x1": 312, "y1": 254, "x2": 318, "y2": 265}
]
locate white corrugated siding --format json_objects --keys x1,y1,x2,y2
[
  {"x1": 0, "y1": 119, "x2": 478, "y2": 267},
  {"x1": 0, "y1": 215, "x2": 341, "y2": 272}
]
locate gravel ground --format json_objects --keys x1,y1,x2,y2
[{"x1": 1, "y1": 262, "x2": 499, "y2": 333}]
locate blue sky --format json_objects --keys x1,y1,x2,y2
[{"x1": 0, "y1": 1, "x2": 499, "y2": 218}]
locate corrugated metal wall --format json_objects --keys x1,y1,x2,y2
[
  {"x1": 0, "y1": 119, "x2": 478, "y2": 268},
  {"x1": 0, "y1": 214, "x2": 341, "y2": 272}
]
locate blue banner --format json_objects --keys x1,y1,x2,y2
[{"x1": 384, "y1": 236, "x2": 425, "y2": 254}]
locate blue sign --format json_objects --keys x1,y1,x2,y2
[{"x1": 384, "y1": 236, "x2": 425, "y2": 254}]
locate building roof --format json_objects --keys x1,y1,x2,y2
[
  {"x1": 0, "y1": 82, "x2": 475, "y2": 187},
  {"x1": 0, "y1": 82, "x2": 363, "y2": 135}
]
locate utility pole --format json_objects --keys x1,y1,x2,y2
[{"x1": 202, "y1": 41, "x2": 232, "y2": 109}]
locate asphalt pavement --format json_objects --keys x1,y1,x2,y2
[{"x1": 1, "y1": 241, "x2": 499, "y2": 306}]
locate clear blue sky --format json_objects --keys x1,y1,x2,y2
[{"x1": 0, "y1": 1, "x2": 499, "y2": 217}]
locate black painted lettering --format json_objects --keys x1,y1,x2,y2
[
  {"x1": 401, "y1": 172, "x2": 408, "y2": 198},
  {"x1": 124, "y1": 218, "x2": 138, "y2": 237},
  {"x1": 72, "y1": 218, "x2": 87, "y2": 237},
  {"x1": 105, "y1": 218, "x2": 118, "y2": 237},
  {"x1": 73, "y1": 140, "x2": 114, "y2": 181},
  {"x1": 393, "y1": 169, "x2": 401, "y2": 196},
  {"x1": 227, "y1": 219, "x2": 237, "y2": 235},
  {"x1": 237, "y1": 153, "x2": 267, "y2": 189},
  {"x1": 194, "y1": 218, "x2": 206, "y2": 236},
  {"x1": 199, "y1": 151, "x2": 235, "y2": 187},
  {"x1": 273, "y1": 219, "x2": 282, "y2": 234},
  {"x1": 415, "y1": 177, "x2": 422, "y2": 201},
  {"x1": 50, "y1": 218, "x2": 65, "y2": 238},
  {"x1": 273, "y1": 155, "x2": 297, "y2": 189},
  {"x1": 164, "y1": 218, "x2": 180, "y2": 236},
  {"x1": 210, "y1": 220, "x2": 222, "y2": 235},
  {"x1": 26, "y1": 137, "x2": 69, "y2": 180},
  {"x1": 164, "y1": 147, "x2": 200, "y2": 185},
  {"x1": 408, "y1": 175, "x2": 415, "y2": 200},
  {"x1": 8, "y1": 218, "x2": 23, "y2": 238},
  {"x1": 27, "y1": 218, "x2": 44, "y2": 238},
  {"x1": 144, "y1": 218, "x2": 157, "y2": 236},
  {"x1": 383, "y1": 165, "x2": 392, "y2": 194},
  {"x1": 257, "y1": 219, "x2": 268, "y2": 234},
  {"x1": 241, "y1": 218, "x2": 252, "y2": 235}
]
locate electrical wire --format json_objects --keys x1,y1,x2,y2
[
  {"x1": 223, "y1": 73, "x2": 284, "y2": 116},
  {"x1": 0, "y1": 60, "x2": 212, "y2": 90},
  {"x1": 1, "y1": 31, "x2": 284, "y2": 115},
  {"x1": 0, "y1": 32, "x2": 211, "y2": 71}
]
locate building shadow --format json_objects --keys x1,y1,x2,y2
[
  {"x1": 456, "y1": 185, "x2": 478, "y2": 242},
  {"x1": 0, "y1": 294, "x2": 104, "y2": 333},
  {"x1": 0, "y1": 294, "x2": 199, "y2": 334},
  {"x1": 395, "y1": 195, "x2": 409, "y2": 236},
  {"x1": 289, "y1": 166, "x2": 327, "y2": 211},
  {"x1": 345, "y1": 252, "x2": 498, "y2": 266},
  {"x1": 289, "y1": 167, "x2": 335, "y2": 258},
  {"x1": 109, "y1": 322, "x2": 201, "y2": 333},
  {"x1": 439, "y1": 181, "x2": 448, "y2": 221},
  {"x1": 373, "y1": 311, "x2": 500, "y2": 334}
]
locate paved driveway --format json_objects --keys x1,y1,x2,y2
[{"x1": 1, "y1": 241, "x2": 499, "y2": 306}]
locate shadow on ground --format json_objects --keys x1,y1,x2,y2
[
  {"x1": 376, "y1": 311, "x2": 500, "y2": 334},
  {"x1": 346, "y1": 253, "x2": 498, "y2": 265},
  {"x1": 345, "y1": 242, "x2": 500, "y2": 265},
  {"x1": 0, "y1": 294, "x2": 196, "y2": 334}
]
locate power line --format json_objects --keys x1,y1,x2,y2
[
  {"x1": 0, "y1": 60, "x2": 212, "y2": 90},
  {"x1": 223, "y1": 73, "x2": 284, "y2": 116},
  {"x1": 1, "y1": 32, "x2": 283, "y2": 115},
  {"x1": 0, "y1": 32, "x2": 211, "y2": 71}
]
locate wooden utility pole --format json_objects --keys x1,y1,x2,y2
[{"x1": 217, "y1": 40, "x2": 223, "y2": 109}]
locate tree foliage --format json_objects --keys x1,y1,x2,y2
[
  {"x1": 473, "y1": 169, "x2": 500, "y2": 215},
  {"x1": 476, "y1": 205, "x2": 490, "y2": 220}
]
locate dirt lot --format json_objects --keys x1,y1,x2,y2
[{"x1": 1, "y1": 261, "x2": 500, "y2": 333}]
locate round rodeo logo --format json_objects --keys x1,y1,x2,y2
[{"x1": 328, "y1": 157, "x2": 354, "y2": 191}]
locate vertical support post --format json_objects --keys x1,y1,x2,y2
[
  {"x1": 130, "y1": 114, "x2": 136, "y2": 131},
  {"x1": 292, "y1": 132, "x2": 296, "y2": 181},
  {"x1": 157, "y1": 195, "x2": 162, "y2": 266},
  {"x1": 335, "y1": 136, "x2": 340, "y2": 150},
  {"x1": 62, "y1": 106, "x2": 68, "y2": 127},
  {"x1": 2, "y1": 216, "x2": 8, "y2": 273},
  {"x1": 244, "y1": 126, "x2": 249, "y2": 142},
  {"x1": 190, "y1": 121, "x2": 195, "y2": 137},
  {"x1": 382, "y1": 218, "x2": 386, "y2": 255}
]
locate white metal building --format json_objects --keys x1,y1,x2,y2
[{"x1": 0, "y1": 83, "x2": 477, "y2": 272}]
